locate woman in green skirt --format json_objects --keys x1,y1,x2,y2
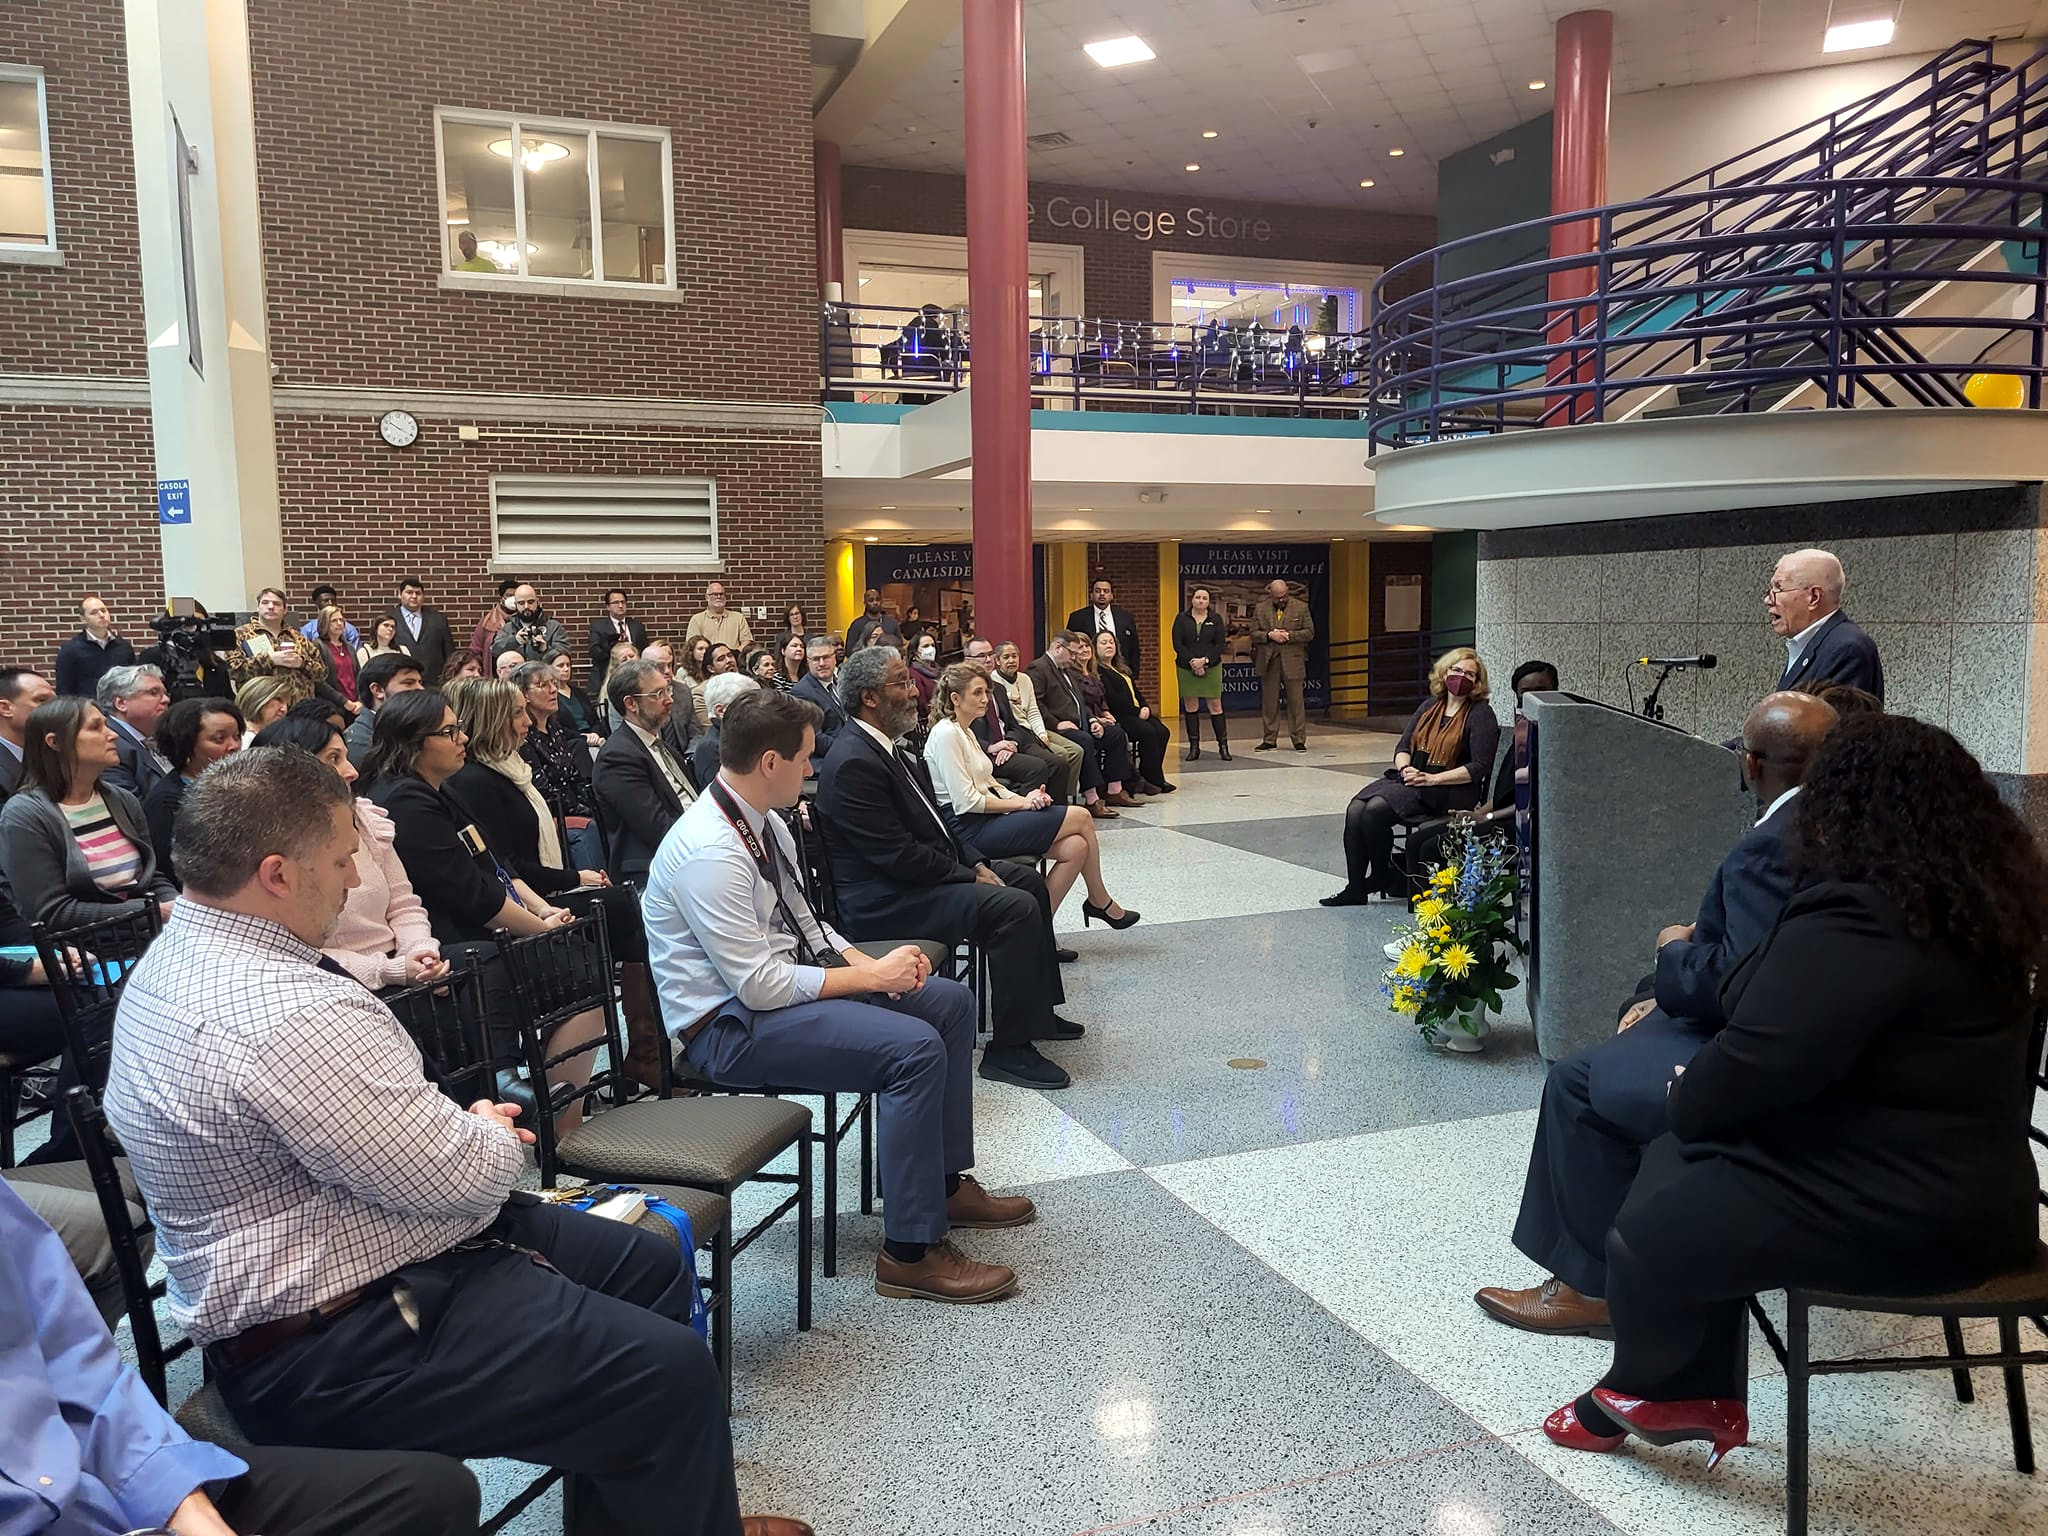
[{"x1": 1172, "y1": 585, "x2": 1229, "y2": 760}]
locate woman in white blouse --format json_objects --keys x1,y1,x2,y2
[{"x1": 924, "y1": 663, "x2": 1137, "y2": 929}]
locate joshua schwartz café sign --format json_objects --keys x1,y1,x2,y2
[{"x1": 1027, "y1": 195, "x2": 1273, "y2": 244}]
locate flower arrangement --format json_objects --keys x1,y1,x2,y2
[{"x1": 1381, "y1": 822, "x2": 1522, "y2": 1046}]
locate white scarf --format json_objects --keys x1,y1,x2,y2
[{"x1": 480, "y1": 751, "x2": 563, "y2": 870}]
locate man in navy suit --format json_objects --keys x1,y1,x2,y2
[
  {"x1": 1473, "y1": 690, "x2": 1839, "y2": 1337},
  {"x1": 789, "y1": 635, "x2": 847, "y2": 758},
  {"x1": 1769, "y1": 547, "x2": 1883, "y2": 701}
]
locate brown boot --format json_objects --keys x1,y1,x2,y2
[
  {"x1": 1474, "y1": 1276, "x2": 1612, "y2": 1337},
  {"x1": 875, "y1": 1239, "x2": 1017, "y2": 1303},
  {"x1": 946, "y1": 1174, "x2": 1036, "y2": 1229},
  {"x1": 617, "y1": 964, "x2": 669, "y2": 1091},
  {"x1": 741, "y1": 1520, "x2": 815, "y2": 1536}
]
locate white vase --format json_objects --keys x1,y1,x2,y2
[{"x1": 1434, "y1": 1007, "x2": 1490, "y2": 1053}]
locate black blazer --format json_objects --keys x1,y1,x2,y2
[
  {"x1": 1171, "y1": 612, "x2": 1224, "y2": 671},
  {"x1": 816, "y1": 724, "x2": 989, "y2": 933},
  {"x1": 1672, "y1": 881, "x2": 2040, "y2": 1270},
  {"x1": 364, "y1": 775, "x2": 508, "y2": 942},
  {"x1": 968, "y1": 680, "x2": 1043, "y2": 753},
  {"x1": 588, "y1": 613, "x2": 649, "y2": 679},
  {"x1": 689, "y1": 727, "x2": 722, "y2": 794},
  {"x1": 142, "y1": 774, "x2": 189, "y2": 888},
  {"x1": 1067, "y1": 605, "x2": 1142, "y2": 676},
  {"x1": 388, "y1": 606, "x2": 454, "y2": 686},
  {"x1": 105, "y1": 720, "x2": 170, "y2": 803},
  {"x1": 790, "y1": 673, "x2": 847, "y2": 758},
  {"x1": 0, "y1": 748, "x2": 19, "y2": 799},
  {"x1": 1098, "y1": 665, "x2": 1150, "y2": 726},
  {"x1": 446, "y1": 762, "x2": 573, "y2": 897},
  {"x1": 1777, "y1": 610, "x2": 1883, "y2": 701},
  {"x1": 590, "y1": 727, "x2": 686, "y2": 884},
  {"x1": 55, "y1": 632, "x2": 135, "y2": 700},
  {"x1": 1648, "y1": 800, "x2": 1798, "y2": 1026}
]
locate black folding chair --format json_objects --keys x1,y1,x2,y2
[
  {"x1": 1750, "y1": 1011, "x2": 2048, "y2": 1535},
  {"x1": 33, "y1": 904, "x2": 164, "y2": 1098},
  {"x1": 496, "y1": 913, "x2": 803, "y2": 1401}
]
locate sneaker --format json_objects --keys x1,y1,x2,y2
[{"x1": 978, "y1": 1043, "x2": 1072, "y2": 1089}]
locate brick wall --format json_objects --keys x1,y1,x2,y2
[
  {"x1": 1, "y1": 406, "x2": 161, "y2": 668},
  {"x1": 245, "y1": 0, "x2": 817, "y2": 400},
  {"x1": 841, "y1": 165, "x2": 1438, "y2": 320},
  {"x1": 0, "y1": 0, "x2": 145, "y2": 377},
  {"x1": 272, "y1": 415, "x2": 824, "y2": 655},
  {"x1": 1083, "y1": 542, "x2": 1162, "y2": 704}
]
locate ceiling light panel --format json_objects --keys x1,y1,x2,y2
[{"x1": 1084, "y1": 35, "x2": 1155, "y2": 68}]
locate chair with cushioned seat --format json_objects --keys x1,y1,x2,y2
[
  {"x1": 1749, "y1": 1012, "x2": 2048, "y2": 1536},
  {"x1": 495, "y1": 913, "x2": 809, "y2": 1397}
]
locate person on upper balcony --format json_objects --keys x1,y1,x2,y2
[{"x1": 1768, "y1": 548, "x2": 1883, "y2": 702}]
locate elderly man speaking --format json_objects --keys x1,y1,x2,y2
[{"x1": 1767, "y1": 547, "x2": 1883, "y2": 701}]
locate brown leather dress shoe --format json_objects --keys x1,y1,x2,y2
[
  {"x1": 742, "y1": 1519, "x2": 815, "y2": 1536},
  {"x1": 875, "y1": 1239, "x2": 1017, "y2": 1303},
  {"x1": 1087, "y1": 800, "x2": 1119, "y2": 819},
  {"x1": 946, "y1": 1174, "x2": 1036, "y2": 1229},
  {"x1": 1474, "y1": 1276, "x2": 1613, "y2": 1337},
  {"x1": 1105, "y1": 790, "x2": 1143, "y2": 808}
]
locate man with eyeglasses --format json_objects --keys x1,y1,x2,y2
[
  {"x1": 1473, "y1": 691, "x2": 1837, "y2": 1340},
  {"x1": 592, "y1": 659, "x2": 696, "y2": 890},
  {"x1": 683, "y1": 581, "x2": 754, "y2": 654},
  {"x1": 1767, "y1": 548, "x2": 1883, "y2": 701}
]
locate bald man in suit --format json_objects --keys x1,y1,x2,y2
[{"x1": 1252, "y1": 579, "x2": 1315, "y2": 751}]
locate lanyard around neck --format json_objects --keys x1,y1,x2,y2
[{"x1": 706, "y1": 777, "x2": 824, "y2": 962}]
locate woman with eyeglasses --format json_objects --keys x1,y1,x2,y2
[
  {"x1": 360, "y1": 690, "x2": 599, "y2": 1121},
  {"x1": 1322, "y1": 646, "x2": 1499, "y2": 908}
]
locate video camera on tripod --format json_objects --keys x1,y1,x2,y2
[{"x1": 146, "y1": 601, "x2": 242, "y2": 701}]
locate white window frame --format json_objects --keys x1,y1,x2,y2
[
  {"x1": 1149, "y1": 252, "x2": 1381, "y2": 334},
  {"x1": 0, "y1": 64, "x2": 61, "y2": 265},
  {"x1": 489, "y1": 474, "x2": 719, "y2": 575},
  {"x1": 433, "y1": 107, "x2": 677, "y2": 300}
]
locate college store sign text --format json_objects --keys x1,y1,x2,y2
[{"x1": 1029, "y1": 196, "x2": 1273, "y2": 244}]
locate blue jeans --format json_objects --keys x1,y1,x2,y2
[{"x1": 683, "y1": 977, "x2": 976, "y2": 1243}]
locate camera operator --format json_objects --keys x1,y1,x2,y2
[
  {"x1": 141, "y1": 605, "x2": 236, "y2": 701},
  {"x1": 488, "y1": 583, "x2": 571, "y2": 668},
  {"x1": 227, "y1": 587, "x2": 354, "y2": 713}
]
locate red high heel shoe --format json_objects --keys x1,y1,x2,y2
[
  {"x1": 1543, "y1": 1400, "x2": 1627, "y2": 1454},
  {"x1": 1591, "y1": 1389, "x2": 1749, "y2": 1469}
]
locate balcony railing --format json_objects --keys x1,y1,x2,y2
[{"x1": 821, "y1": 303, "x2": 1375, "y2": 418}]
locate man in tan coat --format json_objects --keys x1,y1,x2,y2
[{"x1": 1252, "y1": 578, "x2": 1315, "y2": 751}]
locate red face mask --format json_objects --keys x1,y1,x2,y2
[{"x1": 1444, "y1": 672, "x2": 1475, "y2": 698}]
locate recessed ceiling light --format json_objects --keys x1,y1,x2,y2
[
  {"x1": 878, "y1": 505, "x2": 896, "y2": 510},
  {"x1": 1529, "y1": 79, "x2": 1547, "y2": 90},
  {"x1": 1201, "y1": 129, "x2": 1218, "y2": 139},
  {"x1": 1085, "y1": 35, "x2": 1155, "y2": 68},
  {"x1": 1332, "y1": 536, "x2": 1345, "y2": 542},
  {"x1": 1824, "y1": 17, "x2": 1894, "y2": 51},
  {"x1": 862, "y1": 535, "x2": 878, "y2": 543},
  {"x1": 1185, "y1": 162, "x2": 1200, "y2": 171},
  {"x1": 1359, "y1": 179, "x2": 1375, "y2": 188},
  {"x1": 1387, "y1": 147, "x2": 1405, "y2": 157},
  {"x1": 1075, "y1": 506, "x2": 1094, "y2": 512},
  {"x1": 905, "y1": 125, "x2": 918, "y2": 132},
  {"x1": 1254, "y1": 508, "x2": 1272, "y2": 515}
]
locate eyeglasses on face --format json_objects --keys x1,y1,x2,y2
[
  {"x1": 1767, "y1": 581, "x2": 1819, "y2": 598},
  {"x1": 427, "y1": 724, "x2": 467, "y2": 741},
  {"x1": 631, "y1": 686, "x2": 674, "y2": 701}
]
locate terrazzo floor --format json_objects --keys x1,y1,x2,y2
[{"x1": 49, "y1": 720, "x2": 2047, "y2": 1536}]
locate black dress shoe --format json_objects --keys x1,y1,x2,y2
[
  {"x1": 1046, "y1": 1015, "x2": 1086, "y2": 1039},
  {"x1": 978, "y1": 1044, "x2": 1072, "y2": 1089},
  {"x1": 1256, "y1": 741, "x2": 1278, "y2": 751},
  {"x1": 1319, "y1": 887, "x2": 1372, "y2": 908},
  {"x1": 1056, "y1": 947, "x2": 1079, "y2": 963}
]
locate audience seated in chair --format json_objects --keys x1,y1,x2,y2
[
  {"x1": 144, "y1": 697, "x2": 246, "y2": 888},
  {"x1": 815, "y1": 646, "x2": 1086, "y2": 1091},
  {"x1": 344, "y1": 652, "x2": 426, "y2": 772},
  {"x1": 97, "y1": 664, "x2": 174, "y2": 801},
  {"x1": 99, "y1": 746, "x2": 812, "y2": 1536},
  {"x1": 0, "y1": 1176, "x2": 485, "y2": 1536},
  {"x1": 694, "y1": 672, "x2": 760, "y2": 792},
  {"x1": 789, "y1": 634, "x2": 848, "y2": 757},
  {"x1": 643, "y1": 687, "x2": 1035, "y2": 1304},
  {"x1": 1539, "y1": 713, "x2": 2046, "y2": 1471},
  {"x1": 1024, "y1": 632, "x2": 1136, "y2": 816},
  {"x1": 984, "y1": 640, "x2": 1085, "y2": 802},
  {"x1": 1476, "y1": 690, "x2": 1838, "y2": 1339}
]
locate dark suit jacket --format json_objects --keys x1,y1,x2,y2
[
  {"x1": 659, "y1": 706, "x2": 699, "y2": 768},
  {"x1": 1777, "y1": 610, "x2": 1883, "y2": 702},
  {"x1": 365, "y1": 775, "x2": 512, "y2": 942},
  {"x1": 815, "y1": 724, "x2": 990, "y2": 935},
  {"x1": 590, "y1": 726, "x2": 687, "y2": 884},
  {"x1": 55, "y1": 632, "x2": 135, "y2": 701},
  {"x1": 1067, "y1": 605, "x2": 1142, "y2": 676},
  {"x1": 1649, "y1": 797, "x2": 1799, "y2": 1026},
  {"x1": 0, "y1": 745, "x2": 22, "y2": 798},
  {"x1": 689, "y1": 727, "x2": 722, "y2": 793},
  {"x1": 588, "y1": 613, "x2": 649, "y2": 679},
  {"x1": 388, "y1": 606, "x2": 454, "y2": 686},
  {"x1": 1671, "y1": 881, "x2": 2040, "y2": 1272},
  {"x1": 446, "y1": 761, "x2": 574, "y2": 897},
  {"x1": 790, "y1": 673, "x2": 847, "y2": 758},
  {"x1": 1024, "y1": 655, "x2": 1088, "y2": 729},
  {"x1": 104, "y1": 720, "x2": 169, "y2": 802},
  {"x1": 968, "y1": 680, "x2": 1045, "y2": 753}
]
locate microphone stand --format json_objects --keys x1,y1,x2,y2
[{"x1": 1640, "y1": 663, "x2": 1675, "y2": 722}]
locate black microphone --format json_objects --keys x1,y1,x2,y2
[{"x1": 1636, "y1": 654, "x2": 1717, "y2": 669}]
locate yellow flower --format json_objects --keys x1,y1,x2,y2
[
  {"x1": 1394, "y1": 944, "x2": 1428, "y2": 978},
  {"x1": 1440, "y1": 943, "x2": 1476, "y2": 980},
  {"x1": 1415, "y1": 896, "x2": 1450, "y2": 926},
  {"x1": 1431, "y1": 866, "x2": 1459, "y2": 891},
  {"x1": 1391, "y1": 985, "x2": 1421, "y2": 1015},
  {"x1": 1425, "y1": 921, "x2": 1451, "y2": 945}
]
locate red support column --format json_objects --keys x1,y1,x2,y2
[
  {"x1": 814, "y1": 139, "x2": 843, "y2": 297},
  {"x1": 1545, "y1": 9, "x2": 1613, "y2": 425},
  {"x1": 963, "y1": 0, "x2": 1034, "y2": 651}
]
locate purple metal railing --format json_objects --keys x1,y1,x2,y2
[{"x1": 1370, "y1": 38, "x2": 2048, "y2": 452}]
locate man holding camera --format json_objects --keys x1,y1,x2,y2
[
  {"x1": 488, "y1": 584, "x2": 571, "y2": 668},
  {"x1": 642, "y1": 687, "x2": 1033, "y2": 1305}
]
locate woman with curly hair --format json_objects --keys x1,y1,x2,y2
[{"x1": 1544, "y1": 712, "x2": 2048, "y2": 1471}]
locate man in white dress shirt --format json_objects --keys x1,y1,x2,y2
[{"x1": 642, "y1": 688, "x2": 1035, "y2": 1304}]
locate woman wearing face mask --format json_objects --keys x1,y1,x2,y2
[
  {"x1": 908, "y1": 632, "x2": 941, "y2": 718},
  {"x1": 1322, "y1": 647, "x2": 1498, "y2": 908}
]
